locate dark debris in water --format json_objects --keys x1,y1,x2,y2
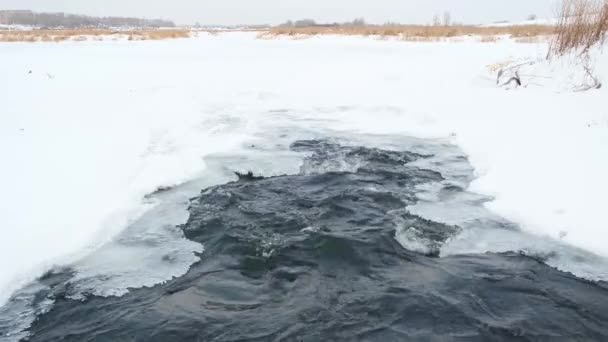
[{"x1": 235, "y1": 171, "x2": 265, "y2": 182}]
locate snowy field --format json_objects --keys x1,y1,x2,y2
[{"x1": 1, "y1": 32, "x2": 607, "y2": 315}]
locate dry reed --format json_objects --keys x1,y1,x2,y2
[
  {"x1": 0, "y1": 29, "x2": 191, "y2": 43},
  {"x1": 263, "y1": 25, "x2": 556, "y2": 41},
  {"x1": 549, "y1": 0, "x2": 608, "y2": 55}
]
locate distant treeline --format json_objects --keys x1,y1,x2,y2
[
  {"x1": 279, "y1": 18, "x2": 367, "y2": 28},
  {"x1": 0, "y1": 10, "x2": 175, "y2": 28},
  {"x1": 278, "y1": 14, "x2": 471, "y2": 28}
]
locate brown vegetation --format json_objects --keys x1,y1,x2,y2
[
  {"x1": 549, "y1": 0, "x2": 608, "y2": 56},
  {"x1": 0, "y1": 29, "x2": 191, "y2": 42},
  {"x1": 262, "y1": 25, "x2": 556, "y2": 41}
]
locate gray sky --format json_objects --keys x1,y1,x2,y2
[{"x1": 1, "y1": 0, "x2": 560, "y2": 26}]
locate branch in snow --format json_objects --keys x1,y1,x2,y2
[
  {"x1": 573, "y1": 65, "x2": 602, "y2": 91},
  {"x1": 499, "y1": 70, "x2": 522, "y2": 88}
]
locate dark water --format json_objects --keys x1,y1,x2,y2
[{"x1": 21, "y1": 140, "x2": 608, "y2": 341}]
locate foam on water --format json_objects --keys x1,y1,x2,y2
[
  {"x1": 400, "y1": 137, "x2": 608, "y2": 282},
  {"x1": 0, "y1": 182, "x2": 208, "y2": 340},
  {"x1": 263, "y1": 130, "x2": 608, "y2": 282},
  {"x1": 0, "y1": 283, "x2": 53, "y2": 342},
  {"x1": 64, "y1": 134, "x2": 308, "y2": 302},
  {"x1": 64, "y1": 185, "x2": 206, "y2": 301}
]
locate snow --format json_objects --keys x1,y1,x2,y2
[
  {"x1": 1, "y1": 32, "x2": 607, "y2": 308},
  {"x1": 0, "y1": 25, "x2": 35, "y2": 31}
]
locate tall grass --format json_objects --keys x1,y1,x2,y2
[
  {"x1": 264, "y1": 25, "x2": 555, "y2": 41},
  {"x1": 549, "y1": 0, "x2": 608, "y2": 56}
]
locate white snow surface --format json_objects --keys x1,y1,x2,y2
[
  {"x1": 1, "y1": 32, "x2": 607, "y2": 307},
  {"x1": 0, "y1": 25, "x2": 36, "y2": 31}
]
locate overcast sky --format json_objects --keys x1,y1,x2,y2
[{"x1": 1, "y1": 0, "x2": 561, "y2": 25}]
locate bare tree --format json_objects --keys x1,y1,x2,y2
[
  {"x1": 443, "y1": 11, "x2": 451, "y2": 27},
  {"x1": 351, "y1": 18, "x2": 366, "y2": 27},
  {"x1": 432, "y1": 14, "x2": 441, "y2": 26},
  {"x1": 294, "y1": 19, "x2": 317, "y2": 27}
]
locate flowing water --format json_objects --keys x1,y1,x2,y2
[{"x1": 2, "y1": 132, "x2": 608, "y2": 341}]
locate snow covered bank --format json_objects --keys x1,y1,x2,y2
[
  {"x1": 0, "y1": 38, "x2": 258, "y2": 305},
  {"x1": 0, "y1": 33, "x2": 607, "y2": 307}
]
